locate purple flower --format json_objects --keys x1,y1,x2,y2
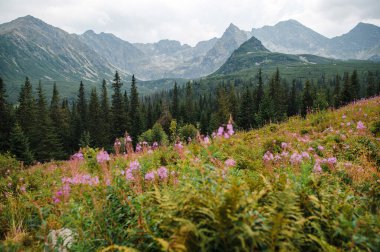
[
  {"x1": 145, "y1": 171, "x2": 155, "y2": 181},
  {"x1": 20, "y1": 186, "x2": 26, "y2": 192},
  {"x1": 126, "y1": 136, "x2": 132, "y2": 142},
  {"x1": 342, "y1": 115, "x2": 346, "y2": 119},
  {"x1": 53, "y1": 197, "x2": 61, "y2": 204},
  {"x1": 135, "y1": 144, "x2": 142, "y2": 152},
  {"x1": 71, "y1": 152, "x2": 84, "y2": 161},
  {"x1": 263, "y1": 151, "x2": 274, "y2": 162},
  {"x1": 317, "y1": 146, "x2": 324, "y2": 151},
  {"x1": 308, "y1": 147, "x2": 314, "y2": 152},
  {"x1": 175, "y1": 142, "x2": 183, "y2": 149},
  {"x1": 227, "y1": 124, "x2": 234, "y2": 135},
  {"x1": 217, "y1": 127, "x2": 224, "y2": 136},
  {"x1": 152, "y1": 142, "x2": 159, "y2": 149},
  {"x1": 224, "y1": 132, "x2": 230, "y2": 139},
  {"x1": 301, "y1": 152, "x2": 310, "y2": 159},
  {"x1": 281, "y1": 142, "x2": 288, "y2": 149},
  {"x1": 327, "y1": 157, "x2": 337, "y2": 165},
  {"x1": 357, "y1": 121, "x2": 366, "y2": 130},
  {"x1": 157, "y1": 166, "x2": 168, "y2": 180},
  {"x1": 225, "y1": 158, "x2": 236, "y2": 167},
  {"x1": 203, "y1": 136, "x2": 210, "y2": 144},
  {"x1": 125, "y1": 161, "x2": 141, "y2": 181},
  {"x1": 290, "y1": 153, "x2": 302, "y2": 165},
  {"x1": 313, "y1": 162, "x2": 322, "y2": 173},
  {"x1": 97, "y1": 151, "x2": 110, "y2": 163}
]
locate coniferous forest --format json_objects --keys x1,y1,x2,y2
[{"x1": 1, "y1": 68, "x2": 379, "y2": 164}]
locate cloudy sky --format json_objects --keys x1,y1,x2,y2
[{"x1": 0, "y1": 0, "x2": 379, "y2": 46}]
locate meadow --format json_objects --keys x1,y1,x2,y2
[{"x1": 1, "y1": 96, "x2": 380, "y2": 251}]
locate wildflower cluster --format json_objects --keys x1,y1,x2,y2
[
  {"x1": 213, "y1": 123, "x2": 235, "y2": 139},
  {"x1": 145, "y1": 166, "x2": 169, "y2": 181},
  {"x1": 96, "y1": 150, "x2": 110, "y2": 163},
  {"x1": 125, "y1": 160, "x2": 141, "y2": 181}
]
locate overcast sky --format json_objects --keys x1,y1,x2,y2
[{"x1": 0, "y1": 0, "x2": 379, "y2": 46}]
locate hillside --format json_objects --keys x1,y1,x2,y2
[
  {"x1": 1, "y1": 96, "x2": 379, "y2": 250},
  {"x1": 213, "y1": 35, "x2": 380, "y2": 77}
]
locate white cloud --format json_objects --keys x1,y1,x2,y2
[{"x1": 0, "y1": 0, "x2": 379, "y2": 45}]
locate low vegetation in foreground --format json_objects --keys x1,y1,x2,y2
[{"x1": 1, "y1": 97, "x2": 380, "y2": 251}]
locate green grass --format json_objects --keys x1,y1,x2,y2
[{"x1": 1, "y1": 96, "x2": 380, "y2": 251}]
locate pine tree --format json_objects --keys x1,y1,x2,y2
[
  {"x1": 123, "y1": 90, "x2": 131, "y2": 131},
  {"x1": 333, "y1": 74, "x2": 341, "y2": 108},
  {"x1": 0, "y1": 77, "x2": 14, "y2": 152},
  {"x1": 350, "y1": 70, "x2": 360, "y2": 100},
  {"x1": 216, "y1": 86, "x2": 230, "y2": 125},
  {"x1": 88, "y1": 88, "x2": 102, "y2": 147},
  {"x1": 228, "y1": 84, "x2": 238, "y2": 120},
  {"x1": 238, "y1": 87, "x2": 253, "y2": 130},
  {"x1": 77, "y1": 81, "x2": 87, "y2": 134},
  {"x1": 256, "y1": 93, "x2": 275, "y2": 126},
  {"x1": 184, "y1": 82, "x2": 194, "y2": 124},
  {"x1": 366, "y1": 71, "x2": 376, "y2": 97},
  {"x1": 129, "y1": 74, "x2": 141, "y2": 145},
  {"x1": 146, "y1": 99, "x2": 154, "y2": 129},
  {"x1": 340, "y1": 72, "x2": 352, "y2": 105},
  {"x1": 16, "y1": 77, "x2": 37, "y2": 143},
  {"x1": 255, "y1": 68, "x2": 264, "y2": 113},
  {"x1": 10, "y1": 123, "x2": 33, "y2": 165},
  {"x1": 99, "y1": 79, "x2": 111, "y2": 148},
  {"x1": 301, "y1": 80, "x2": 313, "y2": 118},
  {"x1": 172, "y1": 82, "x2": 179, "y2": 119},
  {"x1": 111, "y1": 71, "x2": 126, "y2": 138},
  {"x1": 34, "y1": 83, "x2": 65, "y2": 161},
  {"x1": 287, "y1": 80, "x2": 298, "y2": 116}
]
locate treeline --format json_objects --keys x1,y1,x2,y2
[{"x1": 0, "y1": 69, "x2": 379, "y2": 164}]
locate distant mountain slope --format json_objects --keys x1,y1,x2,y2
[
  {"x1": 0, "y1": 15, "x2": 118, "y2": 82},
  {"x1": 215, "y1": 35, "x2": 337, "y2": 75},
  {"x1": 251, "y1": 20, "x2": 380, "y2": 60}
]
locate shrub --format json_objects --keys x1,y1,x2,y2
[
  {"x1": 179, "y1": 124, "x2": 198, "y2": 142},
  {"x1": 0, "y1": 153, "x2": 21, "y2": 176}
]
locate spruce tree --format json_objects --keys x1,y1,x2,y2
[
  {"x1": 34, "y1": 83, "x2": 65, "y2": 161},
  {"x1": 99, "y1": 79, "x2": 111, "y2": 148},
  {"x1": 0, "y1": 77, "x2": 14, "y2": 152},
  {"x1": 111, "y1": 72, "x2": 126, "y2": 138},
  {"x1": 366, "y1": 71, "x2": 376, "y2": 97},
  {"x1": 340, "y1": 72, "x2": 352, "y2": 105},
  {"x1": 172, "y1": 82, "x2": 179, "y2": 119},
  {"x1": 237, "y1": 87, "x2": 253, "y2": 130},
  {"x1": 333, "y1": 74, "x2": 341, "y2": 108},
  {"x1": 287, "y1": 80, "x2": 298, "y2": 116},
  {"x1": 77, "y1": 81, "x2": 87, "y2": 134},
  {"x1": 10, "y1": 123, "x2": 33, "y2": 165},
  {"x1": 16, "y1": 77, "x2": 37, "y2": 144},
  {"x1": 129, "y1": 74, "x2": 141, "y2": 145},
  {"x1": 255, "y1": 68, "x2": 264, "y2": 113},
  {"x1": 216, "y1": 86, "x2": 230, "y2": 125},
  {"x1": 301, "y1": 80, "x2": 313, "y2": 118},
  {"x1": 184, "y1": 82, "x2": 194, "y2": 124},
  {"x1": 88, "y1": 88, "x2": 101, "y2": 147},
  {"x1": 146, "y1": 99, "x2": 154, "y2": 129},
  {"x1": 350, "y1": 70, "x2": 360, "y2": 100},
  {"x1": 228, "y1": 84, "x2": 238, "y2": 120}
]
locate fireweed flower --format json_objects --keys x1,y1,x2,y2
[
  {"x1": 313, "y1": 162, "x2": 322, "y2": 173},
  {"x1": 281, "y1": 142, "x2": 288, "y2": 149},
  {"x1": 135, "y1": 144, "x2": 142, "y2": 152},
  {"x1": 317, "y1": 146, "x2": 324, "y2": 151},
  {"x1": 70, "y1": 152, "x2": 84, "y2": 161},
  {"x1": 125, "y1": 160, "x2": 141, "y2": 181},
  {"x1": 145, "y1": 171, "x2": 156, "y2": 181},
  {"x1": 301, "y1": 152, "x2": 310, "y2": 159},
  {"x1": 226, "y1": 123, "x2": 234, "y2": 135},
  {"x1": 357, "y1": 121, "x2": 366, "y2": 130},
  {"x1": 217, "y1": 127, "x2": 224, "y2": 136},
  {"x1": 263, "y1": 151, "x2": 274, "y2": 163},
  {"x1": 96, "y1": 151, "x2": 110, "y2": 163},
  {"x1": 225, "y1": 158, "x2": 236, "y2": 167},
  {"x1": 290, "y1": 153, "x2": 303, "y2": 165},
  {"x1": 175, "y1": 142, "x2": 183, "y2": 149},
  {"x1": 327, "y1": 157, "x2": 337, "y2": 165},
  {"x1": 157, "y1": 166, "x2": 168, "y2": 180}
]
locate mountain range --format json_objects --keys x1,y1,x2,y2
[{"x1": 0, "y1": 15, "x2": 380, "y2": 84}]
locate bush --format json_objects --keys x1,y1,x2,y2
[
  {"x1": 0, "y1": 153, "x2": 21, "y2": 176},
  {"x1": 139, "y1": 123, "x2": 168, "y2": 145},
  {"x1": 179, "y1": 124, "x2": 198, "y2": 142}
]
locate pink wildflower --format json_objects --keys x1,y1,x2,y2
[
  {"x1": 224, "y1": 132, "x2": 230, "y2": 139},
  {"x1": 157, "y1": 166, "x2": 168, "y2": 180},
  {"x1": 317, "y1": 145, "x2": 324, "y2": 151},
  {"x1": 96, "y1": 151, "x2": 110, "y2": 163},
  {"x1": 125, "y1": 161, "x2": 141, "y2": 181},
  {"x1": 20, "y1": 186, "x2": 26, "y2": 192},
  {"x1": 217, "y1": 127, "x2": 224, "y2": 136},
  {"x1": 290, "y1": 153, "x2": 302, "y2": 165},
  {"x1": 313, "y1": 162, "x2": 322, "y2": 173},
  {"x1": 327, "y1": 157, "x2": 337, "y2": 165},
  {"x1": 342, "y1": 115, "x2": 346, "y2": 119},
  {"x1": 301, "y1": 152, "x2": 310, "y2": 159},
  {"x1": 263, "y1": 151, "x2": 274, "y2": 162},
  {"x1": 225, "y1": 158, "x2": 236, "y2": 167},
  {"x1": 71, "y1": 152, "x2": 84, "y2": 161},
  {"x1": 281, "y1": 142, "x2": 288, "y2": 149},
  {"x1": 145, "y1": 171, "x2": 156, "y2": 181},
  {"x1": 135, "y1": 144, "x2": 142, "y2": 152},
  {"x1": 226, "y1": 123, "x2": 234, "y2": 135},
  {"x1": 308, "y1": 147, "x2": 314, "y2": 152},
  {"x1": 357, "y1": 121, "x2": 366, "y2": 130}
]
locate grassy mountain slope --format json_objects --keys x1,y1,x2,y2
[{"x1": 1, "y1": 96, "x2": 379, "y2": 250}]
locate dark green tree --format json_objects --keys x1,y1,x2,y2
[
  {"x1": 255, "y1": 68, "x2": 264, "y2": 113},
  {"x1": 333, "y1": 74, "x2": 341, "y2": 108},
  {"x1": 184, "y1": 82, "x2": 194, "y2": 124},
  {"x1": 301, "y1": 80, "x2": 313, "y2": 118},
  {"x1": 111, "y1": 72, "x2": 126, "y2": 138},
  {"x1": 172, "y1": 82, "x2": 179, "y2": 119},
  {"x1": 88, "y1": 88, "x2": 102, "y2": 147},
  {"x1": 350, "y1": 70, "x2": 360, "y2": 100},
  {"x1": 366, "y1": 71, "x2": 376, "y2": 97},
  {"x1": 340, "y1": 72, "x2": 352, "y2": 105},
  {"x1": 237, "y1": 87, "x2": 253, "y2": 130},
  {"x1": 34, "y1": 83, "x2": 65, "y2": 161},
  {"x1": 77, "y1": 81, "x2": 88, "y2": 134},
  {"x1": 0, "y1": 77, "x2": 14, "y2": 152},
  {"x1": 129, "y1": 74, "x2": 141, "y2": 145},
  {"x1": 99, "y1": 79, "x2": 111, "y2": 148},
  {"x1": 287, "y1": 80, "x2": 298, "y2": 116},
  {"x1": 10, "y1": 123, "x2": 33, "y2": 165},
  {"x1": 16, "y1": 77, "x2": 36, "y2": 142}
]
